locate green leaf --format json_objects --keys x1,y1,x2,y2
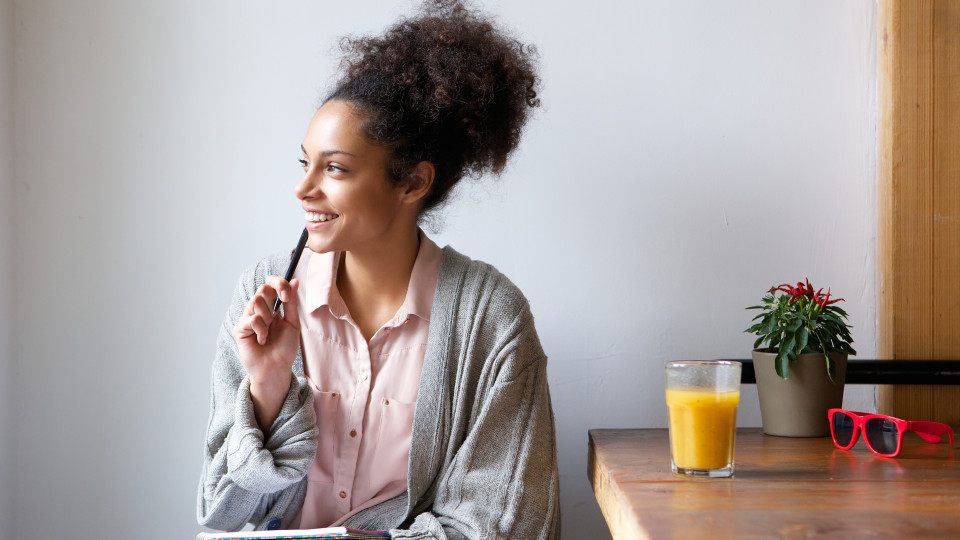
[
  {"x1": 782, "y1": 334, "x2": 796, "y2": 358},
  {"x1": 775, "y1": 350, "x2": 790, "y2": 379},
  {"x1": 775, "y1": 334, "x2": 796, "y2": 380},
  {"x1": 797, "y1": 327, "x2": 809, "y2": 353},
  {"x1": 825, "y1": 352, "x2": 837, "y2": 383},
  {"x1": 761, "y1": 315, "x2": 778, "y2": 335},
  {"x1": 815, "y1": 333, "x2": 830, "y2": 358},
  {"x1": 820, "y1": 312, "x2": 842, "y2": 325},
  {"x1": 829, "y1": 306, "x2": 850, "y2": 318}
]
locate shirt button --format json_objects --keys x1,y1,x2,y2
[
  {"x1": 360, "y1": 373, "x2": 369, "y2": 382},
  {"x1": 350, "y1": 429, "x2": 358, "y2": 438},
  {"x1": 339, "y1": 491, "x2": 347, "y2": 499},
  {"x1": 266, "y1": 519, "x2": 281, "y2": 530}
]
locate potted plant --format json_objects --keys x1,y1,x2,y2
[{"x1": 745, "y1": 279, "x2": 856, "y2": 437}]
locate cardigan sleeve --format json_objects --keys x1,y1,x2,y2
[
  {"x1": 197, "y1": 259, "x2": 319, "y2": 531},
  {"x1": 390, "y1": 314, "x2": 561, "y2": 540}
]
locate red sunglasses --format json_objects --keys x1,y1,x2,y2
[{"x1": 828, "y1": 409, "x2": 954, "y2": 457}]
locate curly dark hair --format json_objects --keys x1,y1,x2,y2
[{"x1": 326, "y1": 0, "x2": 541, "y2": 216}]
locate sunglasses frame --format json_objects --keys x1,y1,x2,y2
[{"x1": 827, "y1": 408, "x2": 954, "y2": 458}]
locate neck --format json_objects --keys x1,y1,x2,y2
[{"x1": 336, "y1": 227, "x2": 421, "y2": 339}]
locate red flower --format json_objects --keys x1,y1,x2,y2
[
  {"x1": 770, "y1": 278, "x2": 816, "y2": 303},
  {"x1": 809, "y1": 287, "x2": 845, "y2": 307}
]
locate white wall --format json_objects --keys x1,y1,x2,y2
[
  {"x1": 1, "y1": 0, "x2": 16, "y2": 537},
  {"x1": 10, "y1": 1, "x2": 876, "y2": 539}
]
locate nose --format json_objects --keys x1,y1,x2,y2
[{"x1": 294, "y1": 169, "x2": 320, "y2": 200}]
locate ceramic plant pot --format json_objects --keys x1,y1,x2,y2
[{"x1": 752, "y1": 350, "x2": 848, "y2": 437}]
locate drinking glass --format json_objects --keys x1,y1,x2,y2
[{"x1": 665, "y1": 361, "x2": 742, "y2": 477}]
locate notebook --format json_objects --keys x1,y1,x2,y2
[{"x1": 196, "y1": 527, "x2": 389, "y2": 540}]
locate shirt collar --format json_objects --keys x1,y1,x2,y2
[
  {"x1": 303, "y1": 249, "x2": 348, "y2": 318},
  {"x1": 301, "y1": 230, "x2": 443, "y2": 323},
  {"x1": 402, "y1": 231, "x2": 443, "y2": 322}
]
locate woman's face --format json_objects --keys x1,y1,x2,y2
[{"x1": 295, "y1": 100, "x2": 411, "y2": 254}]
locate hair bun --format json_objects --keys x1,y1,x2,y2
[{"x1": 328, "y1": 0, "x2": 541, "y2": 216}]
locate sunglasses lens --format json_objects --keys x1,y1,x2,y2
[
  {"x1": 864, "y1": 417, "x2": 899, "y2": 455},
  {"x1": 832, "y1": 411, "x2": 855, "y2": 447}
]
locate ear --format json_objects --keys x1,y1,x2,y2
[{"x1": 400, "y1": 161, "x2": 435, "y2": 205}]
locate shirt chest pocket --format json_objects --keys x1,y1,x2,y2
[
  {"x1": 308, "y1": 389, "x2": 340, "y2": 484},
  {"x1": 372, "y1": 396, "x2": 417, "y2": 485}
]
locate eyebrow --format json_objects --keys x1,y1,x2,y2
[{"x1": 301, "y1": 144, "x2": 356, "y2": 158}]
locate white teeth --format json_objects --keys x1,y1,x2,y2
[{"x1": 306, "y1": 212, "x2": 338, "y2": 222}]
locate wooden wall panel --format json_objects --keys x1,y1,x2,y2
[{"x1": 876, "y1": 0, "x2": 960, "y2": 425}]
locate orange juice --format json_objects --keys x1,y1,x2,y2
[{"x1": 666, "y1": 388, "x2": 740, "y2": 470}]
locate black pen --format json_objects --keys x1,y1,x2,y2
[{"x1": 273, "y1": 228, "x2": 309, "y2": 313}]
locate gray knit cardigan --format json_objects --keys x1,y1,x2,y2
[{"x1": 197, "y1": 247, "x2": 561, "y2": 539}]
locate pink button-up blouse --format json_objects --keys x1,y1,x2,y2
[{"x1": 289, "y1": 232, "x2": 443, "y2": 528}]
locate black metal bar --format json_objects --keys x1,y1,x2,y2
[{"x1": 723, "y1": 360, "x2": 960, "y2": 385}]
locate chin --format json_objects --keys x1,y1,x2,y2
[{"x1": 306, "y1": 235, "x2": 335, "y2": 254}]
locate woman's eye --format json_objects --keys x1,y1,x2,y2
[
  {"x1": 298, "y1": 158, "x2": 309, "y2": 170},
  {"x1": 327, "y1": 164, "x2": 346, "y2": 173}
]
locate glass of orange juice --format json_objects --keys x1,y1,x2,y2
[{"x1": 665, "y1": 360, "x2": 742, "y2": 477}]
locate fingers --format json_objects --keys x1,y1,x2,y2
[
  {"x1": 237, "y1": 276, "x2": 298, "y2": 345},
  {"x1": 264, "y1": 275, "x2": 295, "y2": 308},
  {"x1": 282, "y1": 278, "x2": 301, "y2": 325},
  {"x1": 250, "y1": 289, "x2": 277, "y2": 345},
  {"x1": 262, "y1": 275, "x2": 300, "y2": 328},
  {"x1": 233, "y1": 314, "x2": 256, "y2": 340}
]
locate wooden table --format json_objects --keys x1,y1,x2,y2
[{"x1": 588, "y1": 428, "x2": 960, "y2": 539}]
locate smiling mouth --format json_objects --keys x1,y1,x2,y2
[{"x1": 306, "y1": 212, "x2": 340, "y2": 223}]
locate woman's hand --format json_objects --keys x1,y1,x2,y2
[{"x1": 233, "y1": 276, "x2": 301, "y2": 432}]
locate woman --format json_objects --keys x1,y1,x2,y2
[{"x1": 197, "y1": 1, "x2": 559, "y2": 538}]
